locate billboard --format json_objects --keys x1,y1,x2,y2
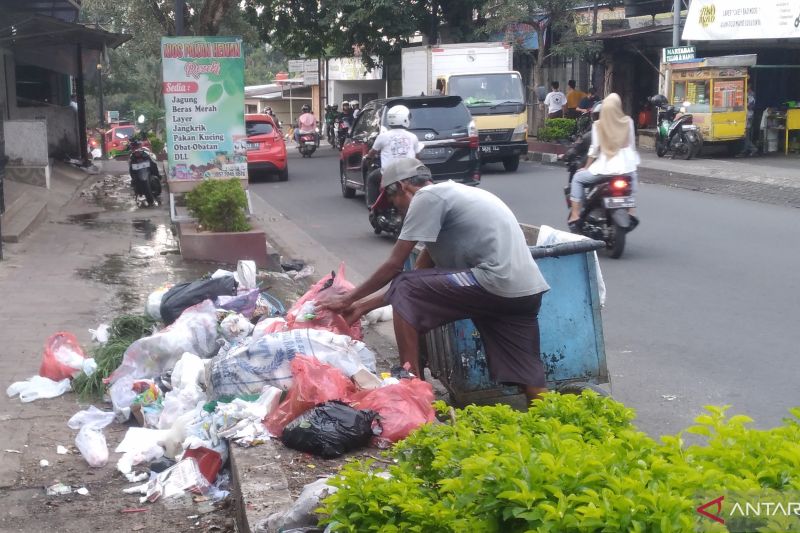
[
  {"x1": 161, "y1": 36, "x2": 247, "y2": 189},
  {"x1": 683, "y1": 0, "x2": 800, "y2": 40}
]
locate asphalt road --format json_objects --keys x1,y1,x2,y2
[{"x1": 250, "y1": 146, "x2": 800, "y2": 437}]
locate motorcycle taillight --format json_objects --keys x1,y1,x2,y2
[{"x1": 610, "y1": 178, "x2": 631, "y2": 195}]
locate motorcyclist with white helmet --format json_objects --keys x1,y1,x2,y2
[
  {"x1": 364, "y1": 104, "x2": 422, "y2": 207},
  {"x1": 351, "y1": 100, "x2": 361, "y2": 120}
]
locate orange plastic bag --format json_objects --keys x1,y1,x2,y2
[
  {"x1": 264, "y1": 355, "x2": 356, "y2": 437},
  {"x1": 39, "y1": 332, "x2": 87, "y2": 381},
  {"x1": 349, "y1": 379, "x2": 436, "y2": 444},
  {"x1": 285, "y1": 263, "x2": 362, "y2": 340}
]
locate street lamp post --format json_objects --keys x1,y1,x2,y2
[{"x1": 98, "y1": 63, "x2": 106, "y2": 157}]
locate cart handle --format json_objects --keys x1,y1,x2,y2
[{"x1": 529, "y1": 239, "x2": 605, "y2": 259}]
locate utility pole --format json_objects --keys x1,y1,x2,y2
[
  {"x1": 672, "y1": 0, "x2": 681, "y2": 47},
  {"x1": 175, "y1": 0, "x2": 185, "y2": 36},
  {"x1": 97, "y1": 63, "x2": 105, "y2": 157}
]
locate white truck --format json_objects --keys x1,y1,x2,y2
[{"x1": 401, "y1": 42, "x2": 528, "y2": 172}]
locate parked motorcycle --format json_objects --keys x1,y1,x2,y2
[
  {"x1": 128, "y1": 138, "x2": 162, "y2": 207},
  {"x1": 561, "y1": 131, "x2": 636, "y2": 258},
  {"x1": 649, "y1": 94, "x2": 702, "y2": 160},
  {"x1": 297, "y1": 129, "x2": 319, "y2": 157}
]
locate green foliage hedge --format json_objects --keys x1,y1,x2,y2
[
  {"x1": 538, "y1": 118, "x2": 577, "y2": 142},
  {"x1": 319, "y1": 392, "x2": 800, "y2": 532},
  {"x1": 186, "y1": 178, "x2": 251, "y2": 233},
  {"x1": 147, "y1": 132, "x2": 165, "y2": 156}
]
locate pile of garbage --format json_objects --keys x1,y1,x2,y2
[{"x1": 7, "y1": 259, "x2": 436, "y2": 512}]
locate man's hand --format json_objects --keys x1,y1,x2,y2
[{"x1": 317, "y1": 290, "x2": 354, "y2": 314}]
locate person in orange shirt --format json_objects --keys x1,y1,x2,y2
[{"x1": 566, "y1": 80, "x2": 587, "y2": 119}]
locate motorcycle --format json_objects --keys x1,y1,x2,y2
[
  {"x1": 296, "y1": 129, "x2": 319, "y2": 157},
  {"x1": 128, "y1": 140, "x2": 162, "y2": 207},
  {"x1": 649, "y1": 94, "x2": 702, "y2": 160},
  {"x1": 363, "y1": 162, "x2": 403, "y2": 237},
  {"x1": 324, "y1": 105, "x2": 338, "y2": 147},
  {"x1": 333, "y1": 115, "x2": 353, "y2": 151},
  {"x1": 561, "y1": 132, "x2": 636, "y2": 259}
]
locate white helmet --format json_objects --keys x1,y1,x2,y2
[
  {"x1": 386, "y1": 105, "x2": 411, "y2": 128},
  {"x1": 350, "y1": 100, "x2": 360, "y2": 108}
]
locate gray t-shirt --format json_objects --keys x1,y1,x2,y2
[{"x1": 398, "y1": 182, "x2": 549, "y2": 298}]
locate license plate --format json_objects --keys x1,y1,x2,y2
[
  {"x1": 480, "y1": 145, "x2": 500, "y2": 153},
  {"x1": 683, "y1": 124, "x2": 697, "y2": 130},
  {"x1": 421, "y1": 147, "x2": 447, "y2": 158},
  {"x1": 130, "y1": 161, "x2": 150, "y2": 170},
  {"x1": 603, "y1": 196, "x2": 636, "y2": 209},
  {"x1": 304, "y1": 141, "x2": 316, "y2": 146},
  {"x1": 247, "y1": 142, "x2": 260, "y2": 150}
]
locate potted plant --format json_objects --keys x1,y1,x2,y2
[
  {"x1": 177, "y1": 178, "x2": 271, "y2": 267},
  {"x1": 529, "y1": 118, "x2": 577, "y2": 157}
]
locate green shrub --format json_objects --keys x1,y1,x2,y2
[
  {"x1": 319, "y1": 393, "x2": 800, "y2": 533},
  {"x1": 147, "y1": 132, "x2": 165, "y2": 155},
  {"x1": 538, "y1": 118, "x2": 577, "y2": 142},
  {"x1": 186, "y1": 178, "x2": 251, "y2": 232}
]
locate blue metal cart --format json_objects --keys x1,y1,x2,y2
[{"x1": 415, "y1": 225, "x2": 609, "y2": 407}]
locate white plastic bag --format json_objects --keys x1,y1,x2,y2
[
  {"x1": 89, "y1": 324, "x2": 110, "y2": 344},
  {"x1": 109, "y1": 300, "x2": 219, "y2": 384},
  {"x1": 219, "y1": 313, "x2": 254, "y2": 343},
  {"x1": 264, "y1": 477, "x2": 338, "y2": 531},
  {"x1": 157, "y1": 352, "x2": 207, "y2": 430},
  {"x1": 362, "y1": 305, "x2": 393, "y2": 325},
  {"x1": 536, "y1": 225, "x2": 607, "y2": 306},
  {"x1": 6, "y1": 376, "x2": 71, "y2": 402},
  {"x1": 237, "y1": 260, "x2": 257, "y2": 290},
  {"x1": 67, "y1": 406, "x2": 115, "y2": 468},
  {"x1": 145, "y1": 287, "x2": 170, "y2": 322}
]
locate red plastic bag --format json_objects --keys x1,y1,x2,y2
[
  {"x1": 349, "y1": 379, "x2": 436, "y2": 443},
  {"x1": 264, "y1": 355, "x2": 356, "y2": 437},
  {"x1": 285, "y1": 263, "x2": 362, "y2": 340},
  {"x1": 39, "y1": 332, "x2": 87, "y2": 381}
]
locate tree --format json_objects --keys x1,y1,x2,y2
[
  {"x1": 243, "y1": 0, "x2": 486, "y2": 69},
  {"x1": 481, "y1": 0, "x2": 601, "y2": 128}
]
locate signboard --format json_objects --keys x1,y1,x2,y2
[
  {"x1": 683, "y1": 0, "x2": 800, "y2": 40},
  {"x1": 303, "y1": 71, "x2": 319, "y2": 85},
  {"x1": 161, "y1": 36, "x2": 246, "y2": 187},
  {"x1": 106, "y1": 110, "x2": 119, "y2": 123},
  {"x1": 288, "y1": 59, "x2": 319, "y2": 73},
  {"x1": 663, "y1": 46, "x2": 696, "y2": 63},
  {"x1": 288, "y1": 59, "x2": 305, "y2": 72},
  {"x1": 327, "y1": 57, "x2": 382, "y2": 80}
]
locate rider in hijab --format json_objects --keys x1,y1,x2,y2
[{"x1": 567, "y1": 93, "x2": 640, "y2": 229}]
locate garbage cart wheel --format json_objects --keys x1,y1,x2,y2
[
  {"x1": 608, "y1": 222, "x2": 626, "y2": 259},
  {"x1": 557, "y1": 382, "x2": 609, "y2": 397}
]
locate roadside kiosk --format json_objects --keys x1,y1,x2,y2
[{"x1": 666, "y1": 54, "x2": 756, "y2": 149}]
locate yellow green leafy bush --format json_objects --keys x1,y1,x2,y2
[{"x1": 319, "y1": 392, "x2": 800, "y2": 532}]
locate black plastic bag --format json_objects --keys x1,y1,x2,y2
[
  {"x1": 281, "y1": 401, "x2": 376, "y2": 458},
  {"x1": 160, "y1": 276, "x2": 237, "y2": 325}
]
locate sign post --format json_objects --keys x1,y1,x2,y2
[
  {"x1": 161, "y1": 36, "x2": 246, "y2": 194},
  {"x1": 663, "y1": 46, "x2": 697, "y2": 63}
]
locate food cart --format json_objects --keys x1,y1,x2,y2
[{"x1": 667, "y1": 54, "x2": 756, "y2": 148}]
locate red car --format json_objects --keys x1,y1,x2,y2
[{"x1": 245, "y1": 113, "x2": 288, "y2": 181}]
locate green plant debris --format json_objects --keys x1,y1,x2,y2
[
  {"x1": 538, "y1": 118, "x2": 577, "y2": 142},
  {"x1": 72, "y1": 314, "x2": 157, "y2": 399},
  {"x1": 319, "y1": 393, "x2": 800, "y2": 532}
]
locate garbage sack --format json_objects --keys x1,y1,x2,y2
[
  {"x1": 108, "y1": 300, "x2": 219, "y2": 385},
  {"x1": 39, "y1": 332, "x2": 87, "y2": 381},
  {"x1": 252, "y1": 291, "x2": 286, "y2": 321},
  {"x1": 67, "y1": 406, "x2": 116, "y2": 467},
  {"x1": 263, "y1": 477, "x2": 338, "y2": 531},
  {"x1": 282, "y1": 401, "x2": 376, "y2": 458},
  {"x1": 286, "y1": 264, "x2": 362, "y2": 340},
  {"x1": 182, "y1": 446, "x2": 223, "y2": 483},
  {"x1": 220, "y1": 313, "x2": 255, "y2": 343},
  {"x1": 217, "y1": 288, "x2": 259, "y2": 319},
  {"x1": 6, "y1": 376, "x2": 71, "y2": 402},
  {"x1": 209, "y1": 329, "x2": 375, "y2": 398},
  {"x1": 145, "y1": 286, "x2": 170, "y2": 322},
  {"x1": 265, "y1": 356, "x2": 356, "y2": 438},
  {"x1": 160, "y1": 277, "x2": 237, "y2": 325},
  {"x1": 349, "y1": 379, "x2": 436, "y2": 444}
]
